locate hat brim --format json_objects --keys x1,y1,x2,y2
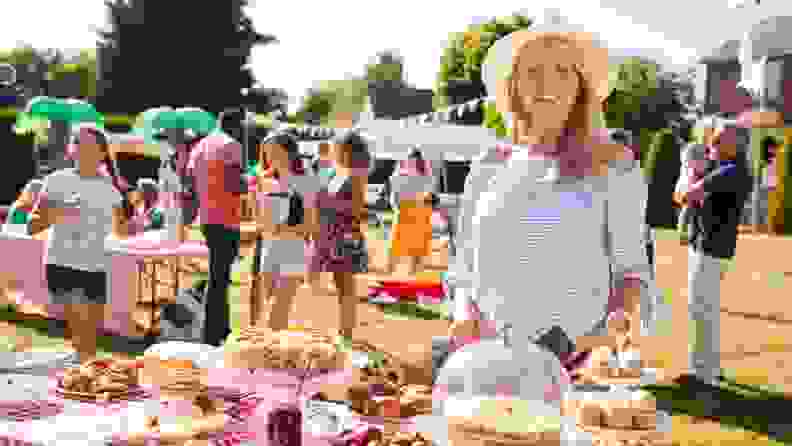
[{"x1": 481, "y1": 29, "x2": 612, "y2": 109}]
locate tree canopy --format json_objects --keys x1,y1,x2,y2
[
  {"x1": 296, "y1": 49, "x2": 405, "y2": 125},
  {"x1": 95, "y1": 0, "x2": 277, "y2": 115},
  {"x1": 434, "y1": 13, "x2": 532, "y2": 109}
]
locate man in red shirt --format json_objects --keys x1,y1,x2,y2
[{"x1": 187, "y1": 131, "x2": 244, "y2": 346}]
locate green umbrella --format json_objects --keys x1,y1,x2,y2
[
  {"x1": 150, "y1": 107, "x2": 217, "y2": 136},
  {"x1": 14, "y1": 97, "x2": 105, "y2": 174},
  {"x1": 19, "y1": 96, "x2": 103, "y2": 126},
  {"x1": 129, "y1": 106, "x2": 175, "y2": 144}
]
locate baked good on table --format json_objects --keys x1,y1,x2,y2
[
  {"x1": 58, "y1": 359, "x2": 139, "y2": 398},
  {"x1": 367, "y1": 431, "x2": 433, "y2": 446},
  {"x1": 225, "y1": 327, "x2": 346, "y2": 371},
  {"x1": 446, "y1": 399, "x2": 563, "y2": 446},
  {"x1": 118, "y1": 394, "x2": 225, "y2": 445},
  {"x1": 348, "y1": 376, "x2": 433, "y2": 418}
]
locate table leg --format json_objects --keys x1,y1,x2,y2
[
  {"x1": 137, "y1": 260, "x2": 144, "y2": 304},
  {"x1": 174, "y1": 258, "x2": 180, "y2": 299},
  {"x1": 151, "y1": 261, "x2": 157, "y2": 335}
]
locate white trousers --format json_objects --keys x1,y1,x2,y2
[{"x1": 687, "y1": 246, "x2": 722, "y2": 381}]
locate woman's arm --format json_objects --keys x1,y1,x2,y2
[
  {"x1": 254, "y1": 176, "x2": 278, "y2": 234},
  {"x1": 352, "y1": 174, "x2": 368, "y2": 238},
  {"x1": 112, "y1": 205, "x2": 128, "y2": 238},
  {"x1": 388, "y1": 170, "x2": 400, "y2": 210},
  {"x1": 606, "y1": 156, "x2": 654, "y2": 334}
]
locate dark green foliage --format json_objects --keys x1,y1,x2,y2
[
  {"x1": 0, "y1": 116, "x2": 35, "y2": 204},
  {"x1": 95, "y1": 0, "x2": 277, "y2": 116},
  {"x1": 296, "y1": 89, "x2": 336, "y2": 125},
  {"x1": 644, "y1": 128, "x2": 681, "y2": 228},
  {"x1": 482, "y1": 102, "x2": 508, "y2": 138}
]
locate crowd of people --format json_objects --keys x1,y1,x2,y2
[{"x1": 0, "y1": 26, "x2": 757, "y2": 408}]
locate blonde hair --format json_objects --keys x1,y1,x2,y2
[{"x1": 501, "y1": 34, "x2": 598, "y2": 145}]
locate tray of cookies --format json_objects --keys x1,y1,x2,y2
[{"x1": 55, "y1": 359, "x2": 146, "y2": 403}]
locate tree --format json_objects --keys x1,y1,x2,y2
[
  {"x1": 435, "y1": 13, "x2": 532, "y2": 109},
  {"x1": 96, "y1": 0, "x2": 277, "y2": 115},
  {"x1": 295, "y1": 87, "x2": 337, "y2": 125},
  {"x1": 607, "y1": 60, "x2": 693, "y2": 130},
  {"x1": 0, "y1": 44, "x2": 64, "y2": 99},
  {"x1": 48, "y1": 49, "x2": 98, "y2": 99},
  {"x1": 644, "y1": 128, "x2": 682, "y2": 228},
  {"x1": 365, "y1": 50, "x2": 405, "y2": 85},
  {"x1": 296, "y1": 77, "x2": 368, "y2": 125},
  {"x1": 245, "y1": 86, "x2": 289, "y2": 115}
]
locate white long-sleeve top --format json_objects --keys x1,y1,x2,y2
[
  {"x1": 447, "y1": 146, "x2": 512, "y2": 291},
  {"x1": 454, "y1": 142, "x2": 651, "y2": 344}
]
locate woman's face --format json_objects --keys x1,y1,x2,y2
[
  {"x1": 330, "y1": 143, "x2": 347, "y2": 167},
  {"x1": 18, "y1": 190, "x2": 34, "y2": 206},
  {"x1": 318, "y1": 143, "x2": 331, "y2": 161},
  {"x1": 128, "y1": 190, "x2": 143, "y2": 207},
  {"x1": 512, "y1": 39, "x2": 582, "y2": 132},
  {"x1": 263, "y1": 143, "x2": 290, "y2": 172},
  {"x1": 78, "y1": 130, "x2": 107, "y2": 168}
]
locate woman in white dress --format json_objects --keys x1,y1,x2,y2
[
  {"x1": 434, "y1": 28, "x2": 657, "y2": 432},
  {"x1": 253, "y1": 132, "x2": 320, "y2": 330}
]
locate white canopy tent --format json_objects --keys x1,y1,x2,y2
[{"x1": 355, "y1": 119, "x2": 501, "y2": 162}]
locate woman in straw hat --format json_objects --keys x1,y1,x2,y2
[{"x1": 435, "y1": 26, "x2": 658, "y2": 423}]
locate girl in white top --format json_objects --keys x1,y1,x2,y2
[
  {"x1": 41, "y1": 124, "x2": 127, "y2": 362},
  {"x1": 254, "y1": 132, "x2": 321, "y2": 330}
]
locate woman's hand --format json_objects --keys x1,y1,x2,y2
[
  {"x1": 672, "y1": 192, "x2": 686, "y2": 207},
  {"x1": 448, "y1": 320, "x2": 480, "y2": 340}
]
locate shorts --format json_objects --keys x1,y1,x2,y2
[
  {"x1": 46, "y1": 264, "x2": 107, "y2": 304},
  {"x1": 259, "y1": 239, "x2": 308, "y2": 274}
]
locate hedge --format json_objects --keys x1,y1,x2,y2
[{"x1": 644, "y1": 128, "x2": 681, "y2": 228}]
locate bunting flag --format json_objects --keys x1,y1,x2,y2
[{"x1": 396, "y1": 96, "x2": 495, "y2": 127}]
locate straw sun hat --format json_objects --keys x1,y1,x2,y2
[{"x1": 481, "y1": 27, "x2": 613, "y2": 117}]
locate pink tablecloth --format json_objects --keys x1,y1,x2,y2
[
  {"x1": 0, "y1": 232, "x2": 208, "y2": 338},
  {"x1": 0, "y1": 376, "x2": 263, "y2": 446}
]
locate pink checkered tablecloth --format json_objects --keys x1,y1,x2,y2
[{"x1": 0, "y1": 376, "x2": 262, "y2": 446}]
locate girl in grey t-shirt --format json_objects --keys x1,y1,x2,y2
[{"x1": 42, "y1": 125, "x2": 126, "y2": 362}]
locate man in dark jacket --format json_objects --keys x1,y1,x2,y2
[{"x1": 677, "y1": 123, "x2": 751, "y2": 386}]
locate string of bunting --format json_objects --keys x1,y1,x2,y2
[
  {"x1": 399, "y1": 96, "x2": 494, "y2": 126},
  {"x1": 272, "y1": 122, "x2": 338, "y2": 140}
]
